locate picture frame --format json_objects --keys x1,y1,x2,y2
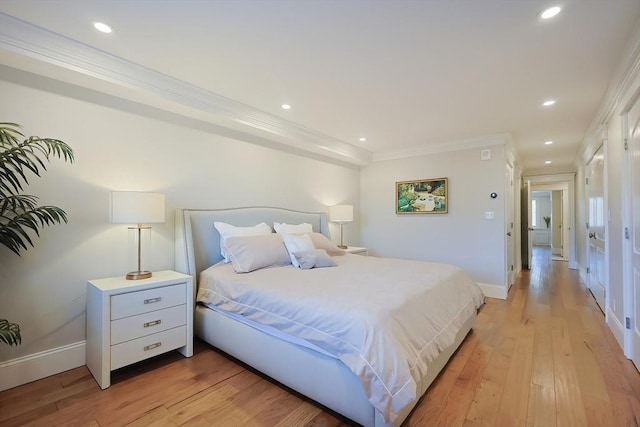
[{"x1": 396, "y1": 178, "x2": 448, "y2": 214}]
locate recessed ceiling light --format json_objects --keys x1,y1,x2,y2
[
  {"x1": 540, "y1": 6, "x2": 561, "y2": 20},
  {"x1": 93, "y1": 22, "x2": 112, "y2": 34},
  {"x1": 281, "y1": 104, "x2": 291, "y2": 110},
  {"x1": 545, "y1": 160, "x2": 552, "y2": 164},
  {"x1": 545, "y1": 141, "x2": 554, "y2": 145},
  {"x1": 359, "y1": 137, "x2": 367, "y2": 142},
  {"x1": 543, "y1": 100, "x2": 556, "y2": 107}
]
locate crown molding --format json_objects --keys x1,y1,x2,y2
[
  {"x1": 576, "y1": 19, "x2": 640, "y2": 166},
  {"x1": 0, "y1": 13, "x2": 372, "y2": 166},
  {"x1": 372, "y1": 133, "x2": 511, "y2": 162}
]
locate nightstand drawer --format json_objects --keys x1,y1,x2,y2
[
  {"x1": 111, "y1": 325, "x2": 186, "y2": 370},
  {"x1": 111, "y1": 305, "x2": 186, "y2": 345},
  {"x1": 111, "y1": 283, "x2": 186, "y2": 320}
]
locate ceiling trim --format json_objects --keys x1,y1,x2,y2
[
  {"x1": 0, "y1": 13, "x2": 373, "y2": 166},
  {"x1": 372, "y1": 133, "x2": 511, "y2": 162},
  {"x1": 576, "y1": 19, "x2": 640, "y2": 167}
]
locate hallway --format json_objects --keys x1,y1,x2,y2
[{"x1": 404, "y1": 245, "x2": 640, "y2": 425}]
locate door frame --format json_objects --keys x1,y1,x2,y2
[
  {"x1": 622, "y1": 92, "x2": 640, "y2": 364},
  {"x1": 522, "y1": 173, "x2": 577, "y2": 269},
  {"x1": 505, "y1": 161, "x2": 516, "y2": 288}
]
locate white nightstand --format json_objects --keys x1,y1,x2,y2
[
  {"x1": 344, "y1": 246, "x2": 368, "y2": 256},
  {"x1": 86, "y1": 270, "x2": 193, "y2": 389}
]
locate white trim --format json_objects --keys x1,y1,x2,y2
[
  {"x1": 576, "y1": 20, "x2": 640, "y2": 167},
  {"x1": 0, "y1": 341, "x2": 86, "y2": 391},
  {"x1": 373, "y1": 133, "x2": 510, "y2": 162},
  {"x1": 606, "y1": 309, "x2": 625, "y2": 350},
  {"x1": 577, "y1": 261, "x2": 588, "y2": 285},
  {"x1": 0, "y1": 13, "x2": 372, "y2": 166},
  {"x1": 478, "y1": 282, "x2": 507, "y2": 300}
]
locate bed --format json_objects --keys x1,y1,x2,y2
[{"x1": 174, "y1": 207, "x2": 484, "y2": 427}]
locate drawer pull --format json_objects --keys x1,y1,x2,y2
[
  {"x1": 144, "y1": 319, "x2": 162, "y2": 328},
  {"x1": 144, "y1": 297, "x2": 162, "y2": 304},
  {"x1": 144, "y1": 342, "x2": 162, "y2": 351}
]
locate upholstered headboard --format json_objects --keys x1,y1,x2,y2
[{"x1": 174, "y1": 207, "x2": 330, "y2": 285}]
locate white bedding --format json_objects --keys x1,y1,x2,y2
[{"x1": 196, "y1": 253, "x2": 484, "y2": 423}]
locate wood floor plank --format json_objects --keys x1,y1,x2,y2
[
  {"x1": 531, "y1": 315, "x2": 555, "y2": 388},
  {"x1": 125, "y1": 405, "x2": 177, "y2": 427},
  {"x1": 464, "y1": 379, "x2": 502, "y2": 426},
  {"x1": 526, "y1": 383, "x2": 556, "y2": 427},
  {"x1": 1, "y1": 246, "x2": 638, "y2": 426},
  {"x1": 432, "y1": 343, "x2": 493, "y2": 426}
]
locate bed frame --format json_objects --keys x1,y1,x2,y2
[{"x1": 174, "y1": 207, "x2": 475, "y2": 427}]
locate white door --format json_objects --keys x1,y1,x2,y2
[
  {"x1": 527, "y1": 179, "x2": 533, "y2": 268},
  {"x1": 626, "y1": 96, "x2": 640, "y2": 369},
  {"x1": 586, "y1": 144, "x2": 606, "y2": 312},
  {"x1": 506, "y1": 163, "x2": 515, "y2": 286}
]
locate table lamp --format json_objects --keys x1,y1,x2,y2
[
  {"x1": 329, "y1": 205, "x2": 353, "y2": 249},
  {"x1": 110, "y1": 191, "x2": 165, "y2": 280}
]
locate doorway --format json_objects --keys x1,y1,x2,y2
[{"x1": 522, "y1": 174, "x2": 576, "y2": 270}]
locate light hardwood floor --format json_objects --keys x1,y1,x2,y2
[{"x1": 1, "y1": 247, "x2": 639, "y2": 426}]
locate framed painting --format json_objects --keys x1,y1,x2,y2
[{"x1": 396, "y1": 178, "x2": 448, "y2": 214}]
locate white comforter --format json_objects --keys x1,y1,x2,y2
[{"x1": 196, "y1": 254, "x2": 484, "y2": 423}]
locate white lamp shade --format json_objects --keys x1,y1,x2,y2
[
  {"x1": 110, "y1": 191, "x2": 165, "y2": 224},
  {"x1": 329, "y1": 205, "x2": 353, "y2": 222}
]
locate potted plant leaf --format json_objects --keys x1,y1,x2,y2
[{"x1": 0, "y1": 122, "x2": 74, "y2": 345}]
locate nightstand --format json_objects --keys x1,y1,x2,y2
[
  {"x1": 86, "y1": 270, "x2": 193, "y2": 389},
  {"x1": 344, "y1": 246, "x2": 368, "y2": 256}
]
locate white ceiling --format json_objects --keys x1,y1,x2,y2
[{"x1": 1, "y1": 0, "x2": 639, "y2": 172}]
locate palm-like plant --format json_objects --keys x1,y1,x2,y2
[
  {"x1": 0, "y1": 122, "x2": 74, "y2": 345},
  {"x1": 0, "y1": 319, "x2": 21, "y2": 346}
]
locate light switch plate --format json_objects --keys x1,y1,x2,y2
[{"x1": 481, "y1": 149, "x2": 491, "y2": 160}]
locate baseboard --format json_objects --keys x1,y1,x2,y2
[
  {"x1": 606, "y1": 310, "x2": 625, "y2": 351},
  {"x1": 0, "y1": 341, "x2": 86, "y2": 392},
  {"x1": 478, "y1": 282, "x2": 507, "y2": 300},
  {"x1": 577, "y1": 262, "x2": 587, "y2": 284}
]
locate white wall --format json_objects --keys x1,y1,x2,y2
[
  {"x1": 360, "y1": 143, "x2": 506, "y2": 296},
  {"x1": 532, "y1": 192, "x2": 551, "y2": 230},
  {"x1": 531, "y1": 192, "x2": 551, "y2": 246},
  {"x1": 0, "y1": 76, "x2": 361, "y2": 363}
]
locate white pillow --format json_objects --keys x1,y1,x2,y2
[
  {"x1": 214, "y1": 221, "x2": 272, "y2": 263},
  {"x1": 274, "y1": 222, "x2": 313, "y2": 234},
  {"x1": 293, "y1": 249, "x2": 337, "y2": 269},
  {"x1": 305, "y1": 232, "x2": 345, "y2": 256},
  {"x1": 223, "y1": 234, "x2": 291, "y2": 273},
  {"x1": 282, "y1": 233, "x2": 316, "y2": 268}
]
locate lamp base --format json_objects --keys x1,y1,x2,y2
[
  {"x1": 338, "y1": 245, "x2": 348, "y2": 249},
  {"x1": 126, "y1": 270, "x2": 152, "y2": 280}
]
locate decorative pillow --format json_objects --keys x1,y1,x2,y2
[
  {"x1": 281, "y1": 233, "x2": 316, "y2": 268},
  {"x1": 274, "y1": 222, "x2": 313, "y2": 234},
  {"x1": 305, "y1": 232, "x2": 345, "y2": 256},
  {"x1": 293, "y1": 249, "x2": 337, "y2": 270},
  {"x1": 214, "y1": 221, "x2": 272, "y2": 263},
  {"x1": 223, "y1": 234, "x2": 291, "y2": 273}
]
